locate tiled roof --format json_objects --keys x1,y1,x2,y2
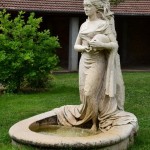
[
  {"x1": 0, "y1": 0, "x2": 150, "y2": 15},
  {"x1": 0, "y1": 0, "x2": 83, "y2": 13},
  {"x1": 111, "y1": 0, "x2": 150, "y2": 15}
]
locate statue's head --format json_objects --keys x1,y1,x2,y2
[
  {"x1": 84, "y1": 0, "x2": 110, "y2": 11},
  {"x1": 83, "y1": 0, "x2": 112, "y2": 18}
]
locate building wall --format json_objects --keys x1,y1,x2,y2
[
  {"x1": 6, "y1": 11, "x2": 150, "y2": 69},
  {"x1": 47, "y1": 14, "x2": 150, "y2": 69},
  {"x1": 40, "y1": 13, "x2": 86, "y2": 70},
  {"x1": 41, "y1": 14, "x2": 70, "y2": 69},
  {"x1": 115, "y1": 15, "x2": 150, "y2": 68},
  {"x1": 40, "y1": 13, "x2": 85, "y2": 70}
]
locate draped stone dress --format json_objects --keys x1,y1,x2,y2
[{"x1": 55, "y1": 20, "x2": 137, "y2": 131}]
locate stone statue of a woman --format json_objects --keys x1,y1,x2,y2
[{"x1": 56, "y1": 0, "x2": 137, "y2": 132}]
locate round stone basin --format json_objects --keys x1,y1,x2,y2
[
  {"x1": 31, "y1": 125, "x2": 98, "y2": 137},
  {"x1": 9, "y1": 110, "x2": 138, "y2": 149}
]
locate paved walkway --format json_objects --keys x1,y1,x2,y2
[
  {"x1": 54, "y1": 67, "x2": 150, "y2": 73},
  {"x1": 122, "y1": 67, "x2": 150, "y2": 72}
]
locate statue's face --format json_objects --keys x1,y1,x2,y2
[{"x1": 83, "y1": 0, "x2": 97, "y2": 16}]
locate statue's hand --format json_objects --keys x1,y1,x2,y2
[
  {"x1": 84, "y1": 45, "x2": 91, "y2": 52},
  {"x1": 74, "y1": 45, "x2": 91, "y2": 52},
  {"x1": 89, "y1": 40, "x2": 104, "y2": 50}
]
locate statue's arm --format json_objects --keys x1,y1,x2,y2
[
  {"x1": 104, "y1": 33, "x2": 119, "y2": 51},
  {"x1": 89, "y1": 33, "x2": 118, "y2": 51},
  {"x1": 74, "y1": 34, "x2": 89, "y2": 52}
]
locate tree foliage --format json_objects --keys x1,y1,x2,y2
[
  {"x1": 110, "y1": 0, "x2": 124, "y2": 5},
  {"x1": 0, "y1": 10, "x2": 60, "y2": 93}
]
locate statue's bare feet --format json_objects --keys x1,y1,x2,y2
[{"x1": 90, "y1": 124, "x2": 97, "y2": 132}]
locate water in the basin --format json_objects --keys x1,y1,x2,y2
[{"x1": 33, "y1": 125, "x2": 98, "y2": 137}]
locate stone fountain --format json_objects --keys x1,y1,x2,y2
[
  {"x1": 9, "y1": 109, "x2": 138, "y2": 149},
  {"x1": 9, "y1": 0, "x2": 138, "y2": 149}
]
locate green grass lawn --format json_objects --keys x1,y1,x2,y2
[{"x1": 0, "y1": 72, "x2": 150, "y2": 150}]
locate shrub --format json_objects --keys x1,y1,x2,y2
[{"x1": 0, "y1": 10, "x2": 60, "y2": 93}]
